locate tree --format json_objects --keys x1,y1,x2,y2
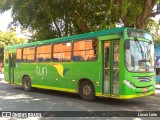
[
  {"x1": 111, "y1": 0, "x2": 160, "y2": 30},
  {"x1": 0, "y1": 0, "x2": 160, "y2": 40},
  {"x1": 146, "y1": 19, "x2": 160, "y2": 43},
  {"x1": 0, "y1": 30, "x2": 25, "y2": 62},
  {"x1": 0, "y1": 0, "x2": 117, "y2": 40}
]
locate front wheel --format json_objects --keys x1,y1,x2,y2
[
  {"x1": 79, "y1": 80, "x2": 95, "y2": 101},
  {"x1": 22, "y1": 76, "x2": 32, "y2": 92}
]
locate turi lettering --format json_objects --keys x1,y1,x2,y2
[{"x1": 36, "y1": 65, "x2": 48, "y2": 76}]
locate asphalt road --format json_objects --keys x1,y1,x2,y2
[{"x1": 0, "y1": 79, "x2": 160, "y2": 120}]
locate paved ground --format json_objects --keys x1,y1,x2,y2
[{"x1": 0, "y1": 74, "x2": 160, "y2": 120}]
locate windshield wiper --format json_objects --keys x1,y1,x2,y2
[
  {"x1": 134, "y1": 37, "x2": 150, "y2": 62},
  {"x1": 134, "y1": 37, "x2": 144, "y2": 58},
  {"x1": 146, "y1": 41, "x2": 152, "y2": 54}
]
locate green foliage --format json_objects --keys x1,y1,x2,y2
[
  {"x1": 0, "y1": 0, "x2": 160, "y2": 41},
  {"x1": 0, "y1": 31, "x2": 25, "y2": 47},
  {"x1": 146, "y1": 19, "x2": 160, "y2": 44},
  {"x1": 0, "y1": 30, "x2": 25, "y2": 61}
]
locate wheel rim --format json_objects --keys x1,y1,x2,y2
[
  {"x1": 83, "y1": 85, "x2": 92, "y2": 97},
  {"x1": 24, "y1": 79, "x2": 29, "y2": 89}
]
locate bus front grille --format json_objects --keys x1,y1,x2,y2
[{"x1": 135, "y1": 76, "x2": 153, "y2": 82}]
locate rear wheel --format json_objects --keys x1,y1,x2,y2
[
  {"x1": 79, "y1": 80, "x2": 95, "y2": 101},
  {"x1": 22, "y1": 76, "x2": 32, "y2": 92}
]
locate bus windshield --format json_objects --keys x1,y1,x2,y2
[{"x1": 125, "y1": 40, "x2": 154, "y2": 72}]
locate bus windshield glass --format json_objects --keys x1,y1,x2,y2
[
  {"x1": 125, "y1": 40, "x2": 154, "y2": 72},
  {"x1": 127, "y1": 29, "x2": 153, "y2": 41}
]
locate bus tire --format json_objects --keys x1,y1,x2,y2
[
  {"x1": 22, "y1": 76, "x2": 32, "y2": 92},
  {"x1": 79, "y1": 80, "x2": 95, "y2": 101}
]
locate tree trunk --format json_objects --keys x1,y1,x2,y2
[
  {"x1": 135, "y1": 0, "x2": 156, "y2": 30},
  {"x1": 136, "y1": 20, "x2": 145, "y2": 30},
  {"x1": 53, "y1": 20, "x2": 62, "y2": 37}
]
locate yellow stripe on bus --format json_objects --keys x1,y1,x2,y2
[
  {"x1": 32, "y1": 84, "x2": 76, "y2": 93},
  {"x1": 14, "y1": 82, "x2": 155, "y2": 99},
  {"x1": 15, "y1": 83, "x2": 76, "y2": 93}
]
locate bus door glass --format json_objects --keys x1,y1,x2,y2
[
  {"x1": 103, "y1": 41, "x2": 120, "y2": 95},
  {"x1": 9, "y1": 53, "x2": 16, "y2": 83}
]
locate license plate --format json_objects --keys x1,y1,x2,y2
[{"x1": 142, "y1": 88, "x2": 148, "y2": 92}]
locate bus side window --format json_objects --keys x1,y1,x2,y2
[
  {"x1": 92, "y1": 39, "x2": 98, "y2": 58},
  {"x1": 11, "y1": 54, "x2": 16, "y2": 67},
  {"x1": 22, "y1": 47, "x2": 35, "y2": 62},
  {"x1": 36, "y1": 44, "x2": 51, "y2": 62},
  {"x1": 16, "y1": 49, "x2": 22, "y2": 63},
  {"x1": 73, "y1": 39, "x2": 98, "y2": 61},
  {"x1": 53, "y1": 42, "x2": 72, "y2": 62}
]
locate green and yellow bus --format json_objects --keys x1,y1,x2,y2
[{"x1": 4, "y1": 27, "x2": 155, "y2": 101}]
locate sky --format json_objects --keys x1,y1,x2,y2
[
  {"x1": 0, "y1": 10, "x2": 32, "y2": 39},
  {"x1": 0, "y1": 9, "x2": 13, "y2": 32}
]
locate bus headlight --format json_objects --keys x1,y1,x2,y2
[{"x1": 124, "y1": 80, "x2": 136, "y2": 90}]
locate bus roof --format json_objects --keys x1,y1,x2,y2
[{"x1": 5, "y1": 27, "x2": 128, "y2": 50}]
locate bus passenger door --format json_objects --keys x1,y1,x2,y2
[
  {"x1": 103, "y1": 41, "x2": 120, "y2": 96},
  {"x1": 9, "y1": 53, "x2": 16, "y2": 84}
]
